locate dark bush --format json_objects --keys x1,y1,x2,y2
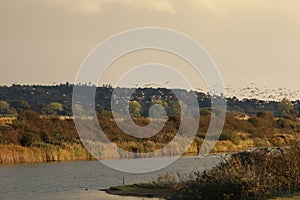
[
  {"x1": 20, "y1": 132, "x2": 41, "y2": 146},
  {"x1": 178, "y1": 143, "x2": 300, "y2": 200}
]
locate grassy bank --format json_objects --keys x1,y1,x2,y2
[
  {"x1": 0, "y1": 136, "x2": 290, "y2": 164},
  {"x1": 273, "y1": 193, "x2": 300, "y2": 200},
  {"x1": 104, "y1": 184, "x2": 176, "y2": 199},
  {"x1": 105, "y1": 142, "x2": 300, "y2": 200},
  {"x1": 0, "y1": 143, "x2": 92, "y2": 164},
  {"x1": 0, "y1": 137, "x2": 258, "y2": 164}
]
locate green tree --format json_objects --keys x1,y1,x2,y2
[
  {"x1": 72, "y1": 103, "x2": 85, "y2": 116},
  {"x1": 49, "y1": 102, "x2": 63, "y2": 112},
  {"x1": 129, "y1": 100, "x2": 141, "y2": 118},
  {"x1": 0, "y1": 101, "x2": 17, "y2": 115},
  {"x1": 41, "y1": 102, "x2": 63, "y2": 115},
  {"x1": 166, "y1": 100, "x2": 181, "y2": 116},
  {"x1": 278, "y1": 98, "x2": 297, "y2": 117},
  {"x1": 150, "y1": 100, "x2": 168, "y2": 118},
  {"x1": 10, "y1": 100, "x2": 30, "y2": 113},
  {"x1": 179, "y1": 100, "x2": 190, "y2": 116},
  {"x1": 152, "y1": 99, "x2": 168, "y2": 108},
  {"x1": 97, "y1": 106, "x2": 112, "y2": 118}
]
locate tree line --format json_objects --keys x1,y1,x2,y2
[{"x1": 0, "y1": 83, "x2": 299, "y2": 117}]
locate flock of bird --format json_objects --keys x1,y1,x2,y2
[
  {"x1": 132, "y1": 82, "x2": 300, "y2": 101},
  {"x1": 224, "y1": 85, "x2": 300, "y2": 101}
]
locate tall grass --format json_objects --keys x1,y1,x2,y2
[
  {"x1": 177, "y1": 142, "x2": 300, "y2": 200},
  {"x1": 0, "y1": 143, "x2": 92, "y2": 164}
]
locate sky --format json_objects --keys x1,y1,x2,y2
[{"x1": 0, "y1": 0, "x2": 300, "y2": 98}]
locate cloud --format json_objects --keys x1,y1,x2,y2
[{"x1": 45, "y1": 0, "x2": 175, "y2": 15}]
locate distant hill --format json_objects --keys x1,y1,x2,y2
[{"x1": 0, "y1": 83, "x2": 299, "y2": 117}]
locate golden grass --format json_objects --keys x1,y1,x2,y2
[{"x1": 0, "y1": 143, "x2": 91, "y2": 164}]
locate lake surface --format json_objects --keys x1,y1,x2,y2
[{"x1": 0, "y1": 156, "x2": 221, "y2": 200}]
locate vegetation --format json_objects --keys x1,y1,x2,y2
[
  {"x1": 0, "y1": 143, "x2": 91, "y2": 163},
  {"x1": 1, "y1": 84, "x2": 300, "y2": 199},
  {"x1": 178, "y1": 144, "x2": 300, "y2": 199},
  {"x1": 106, "y1": 143, "x2": 300, "y2": 200},
  {"x1": 0, "y1": 84, "x2": 299, "y2": 117},
  {"x1": 0, "y1": 108, "x2": 299, "y2": 163},
  {"x1": 0, "y1": 84, "x2": 299, "y2": 164}
]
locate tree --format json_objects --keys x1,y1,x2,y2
[
  {"x1": 72, "y1": 103, "x2": 85, "y2": 116},
  {"x1": 49, "y1": 102, "x2": 63, "y2": 111},
  {"x1": 97, "y1": 106, "x2": 112, "y2": 118},
  {"x1": 150, "y1": 100, "x2": 168, "y2": 118},
  {"x1": 129, "y1": 100, "x2": 142, "y2": 118},
  {"x1": 41, "y1": 102, "x2": 63, "y2": 115},
  {"x1": 0, "y1": 101, "x2": 17, "y2": 115},
  {"x1": 10, "y1": 100, "x2": 30, "y2": 113},
  {"x1": 277, "y1": 98, "x2": 297, "y2": 117},
  {"x1": 166, "y1": 100, "x2": 181, "y2": 116}
]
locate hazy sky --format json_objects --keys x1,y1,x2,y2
[{"x1": 0, "y1": 0, "x2": 300, "y2": 92}]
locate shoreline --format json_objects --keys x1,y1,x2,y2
[
  {"x1": 0, "y1": 143, "x2": 93, "y2": 164},
  {"x1": 0, "y1": 147, "x2": 239, "y2": 165},
  {"x1": 0, "y1": 139, "x2": 257, "y2": 164},
  {"x1": 101, "y1": 145, "x2": 300, "y2": 200},
  {"x1": 102, "y1": 187, "x2": 300, "y2": 200},
  {"x1": 97, "y1": 190, "x2": 165, "y2": 200},
  {"x1": 100, "y1": 186, "x2": 172, "y2": 199},
  {"x1": 0, "y1": 134, "x2": 291, "y2": 165},
  {"x1": 0, "y1": 153, "x2": 223, "y2": 167}
]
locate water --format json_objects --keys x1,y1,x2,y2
[{"x1": 0, "y1": 156, "x2": 221, "y2": 200}]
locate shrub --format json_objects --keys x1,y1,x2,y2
[
  {"x1": 20, "y1": 132, "x2": 41, "y2": 147},
  {"x1": 219, "y1": 131, "x2": 241, "y2": 145},
  {"x1": 157, "y1": 172, "x2": 176, "y2": 184},
  {"x1": 178, "y1": 143, "x2": 300, "y2": 200}
]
